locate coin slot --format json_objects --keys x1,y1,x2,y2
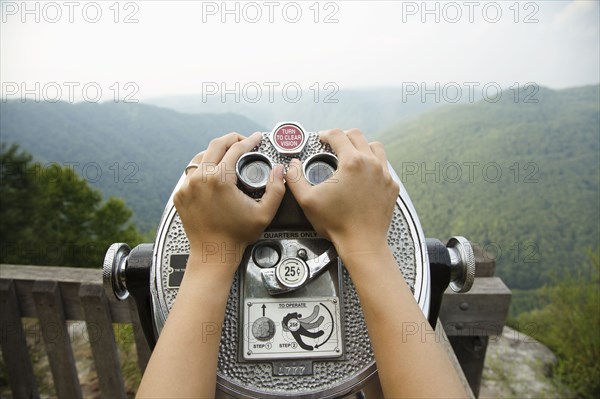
[{"x1": 253, "y1": 243, "x2": 281, "y2": 268}]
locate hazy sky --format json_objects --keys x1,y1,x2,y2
[{"x1": 1, "y1": 0, "x2": 599, "y2": 100}]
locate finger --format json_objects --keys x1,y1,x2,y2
[
  {"x1": 220, "y1": 132, "x2": 263, "y2": 179},
  {"x1": 319, "y1": 129, "x2": 355, "y2": 157},
  {"x1": 202, "y1": 132, "x2": 246, "y2": 165},
  {"x1": 257, "y1": 164, "x2": 286, "y2": 218},
  {"x1": 346, "y1": 128, "x2": 371, "y2": 153},
  {"x1": 190, "y1": 151, "x2": 205, "y2": 164},
  {"x1": 184, "y1": 151, "x2": 205, "y2": 182},
  {"x1": 369, "y1": 141, "x2": 390, "y2": 174},
  {"x1": 286, "y1": 158, "x2": 313, "y2": 204}
]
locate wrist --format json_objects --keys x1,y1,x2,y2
[
  {"x1": 188, "y1": 237, "x2": 247, "y2": 268},
  {"x1": 333, "y1": 234, "x2": 390, "y2": 260},
  {"x1": 337, "y1": 242, "x2": 398, "y2": 279},
  {"x1": 175, "y1": 253, "x2": 238, "y2": 318},
  {"x1": 182, "y1": 251, "x2": 240, "y2": 285}
]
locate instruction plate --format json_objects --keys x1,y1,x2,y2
[{"x1": 243, "y1": 297, "x2": 343, "y2": 360}]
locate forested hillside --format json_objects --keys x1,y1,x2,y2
[
  {"x1": 379, "y1": 85, "x2": 600, "y2": 289},
  {"x1": 0, "y1": 102, "x2": 264, "y2": 232}
]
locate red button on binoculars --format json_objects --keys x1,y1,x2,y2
[{"x1": 271, "y1": 123, "x2": 306, "y2": 154}]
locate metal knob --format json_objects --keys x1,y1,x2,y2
[
  {"x1": 446, "y1": 236, "x2": 475, "y2": 293},
  {"x1": 276, "y1": 258, "x2": 309, "y2": 289},
  {"x1": 103, "y1": 243, "x2": 131, "y2": 301}
]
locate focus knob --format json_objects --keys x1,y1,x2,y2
[
  {"x1": 103, "y1": 243, "x2": 131, "y2": 301},
  {"x1": 447, "y1": 236, "x2": 475, "y2": 293}
]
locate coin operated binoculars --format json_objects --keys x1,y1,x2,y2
[{"x1": 104, "y1": 122, "x2": 475, "y2": 398}]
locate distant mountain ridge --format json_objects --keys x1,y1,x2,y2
[
  {"x1": 0, "y1": 101, "x2": 264, "y2": 231},
  {"x1": 147, "y1": 86, "x2": 449, "y2": 134},
  {"x1": 379, "y1": 84, "x2": 600, "y2": 289}
]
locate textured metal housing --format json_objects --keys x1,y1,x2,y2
[{"x1": 150, "y1": 131, "x2": 431, "y2": 398}]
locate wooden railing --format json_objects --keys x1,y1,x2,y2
[
  {"x1": 0, "y1": 265, "x2": 151, "y2": 398},
  {"x1": 0, "y1": 245, "x2": 510, "y2": 398}
]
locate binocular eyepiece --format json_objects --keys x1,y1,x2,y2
[
  {"x1": 236, "y1": 150, "x2": 339, "y2": 195},
  {"x1": 303, "y1": 153, "x2": 338, "y2": 185},
  {"x1": 236, "y1": 152, "x2": 273, "y2": 194}
]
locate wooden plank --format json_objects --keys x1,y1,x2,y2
[
  {"x1": 438, "y1": 321, "x2": 476, "y2": 399},
  {"x1": 32, "y1": 280, "x2": 82, "y2": 399},
  {"x1": 128, "y1": 299, "x2": 151, "y2": 373},
  {"x1": 1, "y1": 264, "x2": 132, "y2": 323},
  {"x1": 1, "y1": 264, "x2": 101, "y2": 284},
  {"x1": 0, "y1": 280, "x2": 39, "y2": 399},
  {"x1": 472, "y1": 244, "x2": 496, "y2": 277},
  {"x1": 448, "y1": 336, "x2": 489, "y2": 398},
  {"x1": 79, "y1": 283, "x2": 126, "y2": 399},
  {"x1": 441, "y1": 277, "x2": 512, "y2": 336}
]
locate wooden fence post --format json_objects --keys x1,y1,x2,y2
[
  {"x1": 32, "y1": 280, "x2": 82, "y2": 399},
  {"x1": 0, "y1": 279, "x2": 39, "y2": 399},
  {"x1": 79, "y1": 283, "x2": 126, "y2": 399},
  {"x1": 128, "y1": 298, "x2": 151, "y2": 373}
]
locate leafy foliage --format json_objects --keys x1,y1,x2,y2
[
  {"x1": 0, "y1": 143, "x2": 142, "y2": 267},
  {"x1": 507, "y1": 288, "x2": 551, "y2": 319},
  {"x1": 512, "y1": 248, "x2": 600, "y2": 398}
]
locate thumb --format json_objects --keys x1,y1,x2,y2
[
  {"x1": 258, "y1": 164, "x2": 285, "y2": 216},
  {"x1": 286, "y1": 158, "x2": 312, "y2": 204}
]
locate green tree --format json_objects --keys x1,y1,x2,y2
[
  {"x1": 514, "y1": 248, "x2": 600, "y2": 398},
  {"x1": 0, "y1": 143, "x2": 142, "y2": 267}
]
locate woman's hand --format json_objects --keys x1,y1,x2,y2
[
  {"x1": 139, "y1": 133, "x2": 286, "y2": 399},
  {"x1": 290, "y1": 130, "x2": 468, "y2": 398},
  {"x1": 287, "y1": 128, "x2": 399, "y2": 264},
  {"x1": 174, "y1": 132, "x2": 285, "y2": 269}
]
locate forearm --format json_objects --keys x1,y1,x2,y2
[
  {"x1": 136, "y1": 253, "x2": 236, "y2": 399},
  {"x1": 341, "y1": 246, "x2": 467, "y2": 399}
]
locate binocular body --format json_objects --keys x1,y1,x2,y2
[{"x1": 104, "y1": 122, "x2": 475, "y2": 398}]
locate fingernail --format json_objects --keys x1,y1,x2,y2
[{"x1": 251, "y1": 132, "x2": 262, "y2": 140}]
